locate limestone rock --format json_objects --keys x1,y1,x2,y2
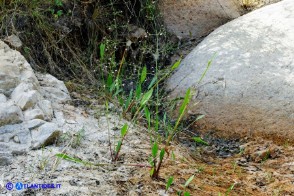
[
  {"x1": 166, "y1": 0, "x2": 294, "y2": 143},
  {"x1": 36, "y1": 73, "x2": 71, "y2": 103},
  {"x1": 31, "y1": 123, "x2": 61, "y2": 149},
  {"x1": 159, "y1": 0, "x2": 280, "y2": 39},
  {"x1": 0, "y1": 39, "x2": 73, "y2": 165},
  {"x1": 26, "y1": 119, "x2": 47, "y2": 130},
  {"x1": 37, "y1": 100, "x2": 53, "y2": 121},
  {"x1": 24, "y1": 108, "x2": 45, "y2": 121},
  {"x1": 0, "y1": 102, "x2": 24, "y2": 126},
  {"x1": 0, "y1": 94, "x2": 7, "y2": 103},
  {"x1": 0, "y1": 152, "x2": 12, "y2": 166},
  {"x1": 4, "y1": 34, "x2": 23, "y2": 49},
  {"x1": 12, "y1": 90, "x2": 41, "y2": 111}
]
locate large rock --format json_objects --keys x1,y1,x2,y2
[
  {"x1": 159, "y1": 0, "x2": 280, "y2": 39},
  {"x1": 0, "y1": 40, "x2": 72, "y2": 165},
  {"x1": 166, "y1": 0, "x2": 294, "y2": 144}
]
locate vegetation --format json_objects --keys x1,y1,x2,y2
[{"x1": 0, "y1": 0, "x2": 205, "y2": 195}]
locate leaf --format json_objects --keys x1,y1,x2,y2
[
  {"x1": 115, "y1": 141, "x2": 122, "y2": 153},
  {"x1": 171, "y1": 59, "x2": 181, "y2": 71},
  {"x1": 184, "y1": 192, "x2": 191, "y2": 196},
  {"x1": 171, "y1": 151, "x2": 176, "y2": 161},
  {"x1": 107, "y1": 74, "x2": 113, "y2": 89},
  {"x1": 140, "y1": 89, "x2": 153, "y2": 107},
  {"x1": 198, "y1": 53, "x2": 216, "y2": 84},
  {"x1": 149, "y1": 167, "x2": 155, "y2": 176},
  {"x1": 148, "y1": 75, "x2": 157, "y2": 89},
  {"x1": 144, "y1": 106, "x2": 151, "y2": 128},
  {"x1": 152, "y1": 143, "x2": 158, "y2": 158},
  {"x1": 159, "y1": 149, "x2": 165, "y2": 161},
  {"x1": 140, "y1": 66, "x2": 147, "y2": 84},
  {"x1": 55, "y1": 153, "x2": 83, "y2": 164},
  {"x1": 124, "y1": 90, "x2": 133, "y2": 109},
  {"x1": 179, "y1": 88, "x2": 191, "y2": 116},
  {"x1": 120, "y1": 124, "x2": 128, "y2": 137},
  {"x1": 100, "y1": 43, "x2": 106, "y2": 60},
  {"x1": 196, "y1": 114, "x2": 205, "y2": 121},
  {"x1": 166, "y1": 176, "x2": 174, "y2": 191},
  {"x1": 192, "y1": 137, "x2": 209, "y2": 146},
  {"x1": 135, "y1": 84, "x2": 142, "y2": 100},
  {"x1": 184, "y1": 175, "x2": 194, "y2": 187}
]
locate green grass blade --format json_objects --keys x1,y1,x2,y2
[
  {"x1": 184, "y1": 175, "x2": 194, "y2": 187},
  {"x1": 159, "y1": 149, "x2": 165, "y2": 161},
  {"x1": 179, "y1": 88, "x2": 191, "y2": 116},
  {"x1": 148, "y1": 75, "x2": 157, "y2": 90},
  {"x1": 171, "y1": 59, "x2": 181, "y2": 71},
  {"x1": 115, "y1": 140, "x2": 122, "y2": 153},
  {"x1": 192, "y1": 137, "x2": 209, "y2": 146},
  {"x1": 135, "y1": 84, "x2": 142, "y2": 100},
  {"x1": 124, "y1": 90, "x2": 133, "y2": 109},
  {"x1": 100, "y1": 43, "x2": 105, "y2": 60},
  {"x1": 166, "y1": 176, "x2": 174, "y2": 191},
  {"x1": 152, "y1": 142, "x2": 158, "y2": 158},
  {"x1": 198, "y1": 53, "x2": 216, "y2": 84},
  {"x1": 140, "y1": 89, "x2": 153, "y2": 107},
  {"x1": 55, "y1": 153, "x2": 83, "y2": 164},
  {"x1": 121, "y1": 124, "x2": 128, "y2": 137},
  {"x1": 144, "y1": 106, "x2": 151, "y2": 129},
  {"x1": 141, "y1": 66, "x2": 147, "y2": 84}
]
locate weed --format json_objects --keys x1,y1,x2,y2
[
  {"x1": 59, "y1": 128, "x2": 85, "y2": 148},
  {"x1": 177, "y1": 175, "x2": 194, "y2": 196},
  {"x1": 165, "y1": 176, "x2": 174, "y2": 193},
  {"x1": 113, "y1": 123, "x2": 129, "y2": 161}
]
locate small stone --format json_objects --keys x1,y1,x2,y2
[
  {"x1": 0, "y1": 102, "x2": 24, "y2": 126},
  {"x1": 26, "y1": 119, "x2": 46, "y2": 130},
  {"x1": 13, "y1": 135, "x2": 20, "y2": 143},
  {"x1": 0, "y1": 152, "x2": 12, "y2": 166},
  {"x1": 24, "y1": 108, "x2": 44, "y2": 121},
  {"x1": 4, "y1": 34, "x2": 23, "y2": 49},
  {"x1": 30, "y1": 122, "x2": 61, "y2": 149},
  {"x1": 13, "y1": 90, "x2": 41, "y2": 111},
  {"x1": 37, "y1": 100, "x2": 53, "y2": 121},
  {"x1": 36, "y1": 73, "x2": 71, "y2": 103}
]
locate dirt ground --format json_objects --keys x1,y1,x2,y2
[{"x1": 0, "y1": 100, "x2": 293, "y2": 196}]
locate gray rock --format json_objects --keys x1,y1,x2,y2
[
  {"x1": 37, "y1": 100, "x2": 53, "y2": 120},
  {"x1": 0, "y1": 94, "x2": 7, "y2": 103},
  {"x1": 0, "y1": 60, "x2": 21, "y2": 96},
  {"x1": 159, "y1": 0, "x2": 280, "y2": 39},
  {"x1": 4, "y1": 34, "x2": 23, "y2": 49},
  {"x1": 0, "y1": 123, "x2": 31, "y2": 144},
  {"x1": 31, "y1": 122, "x2": 61, "y2": 149},
  {"x1": 12, "y1": 90, "x2": 40, "y2": 111},
  {"x1": 24, "y1": 108, "x2": 45, "y2": 121},
  {"x1": 0, "y1": 102, "x2": 24, "y2": 126},
  {"x1": 166, "y1": 0, "x2": 294, "y2": 142},
  {"x1": 26, "y1": 119, "x2": 46, "y2": 130},
  {"x1": 36, "y1": 73, "x2": 71, "y2": 103},
  {"x1": 0, "y1": 152, "x2": 12, "y2": 166}
]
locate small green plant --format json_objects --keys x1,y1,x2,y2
[
  {"x1": 59, "y1": 128, "x2": 85, "y2": 148},
  {"x1": 193, "y1": 136, "x2": 209, "y2": 146},
  {"x1": 165, "y1": 176, "x2": 174, "y2": 193},
  {"x1": 225, "y1": 183, "x2": 235, "y2": 196},
  {"x1": 113, "y1": 123, "x2": 129, "y2": 161},
  {"x1": 177, "y1": 175, "x2": 194, "y2": 196}
]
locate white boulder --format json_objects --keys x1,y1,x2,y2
[{"x1": 166, "y1": 0, "x2": 294, "y2": 143}]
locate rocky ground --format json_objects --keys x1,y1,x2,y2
[{"x1": 1, "y1": 95, "x2": 293, "y2": 195}]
